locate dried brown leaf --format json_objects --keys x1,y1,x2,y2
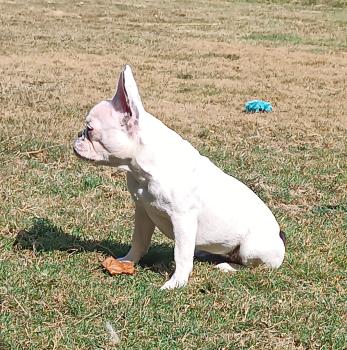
[{"x1": 101, "y1": 257, "x2": 135, "y2": 275}]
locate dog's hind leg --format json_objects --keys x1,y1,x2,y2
[{"x1": 239, "y1": 231, "x2": 285, "y2": 268}]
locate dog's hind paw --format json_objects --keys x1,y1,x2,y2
[
  {"x1": 160, "y1": 277, "x2": 188, "y2": 290},
  {"x1": 214, "y1": 262, "x2": 243, "y2": 272}
]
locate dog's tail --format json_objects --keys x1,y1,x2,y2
[{"x1": 279, "y1": 230, "x2": 286, "y2": 246}]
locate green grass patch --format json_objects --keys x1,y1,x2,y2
[{"x1": 244, "y1": 33, "x2": 303, "y2": 45}]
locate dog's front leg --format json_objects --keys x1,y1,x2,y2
[
  {"x1": 119, "y1": 204, "x2": 155, "y2": 263},
  {"x1": 161, "y1": 214, "x2": 197, "y2": 290}
]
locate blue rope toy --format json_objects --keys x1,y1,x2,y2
[{"x1": 244, "y1": 100, "x2": 273, "y2": 113}]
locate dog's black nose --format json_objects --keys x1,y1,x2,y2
[{"x1": 78, "y1": 131, "x2": 83, "y2": 137}]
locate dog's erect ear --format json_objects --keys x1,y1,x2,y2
[{"x1": 111, "y1": 65, "x2": 144, "y2": 131}]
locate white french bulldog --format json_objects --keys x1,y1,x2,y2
[{"x1": 73, "y1": 65, "x2": 285, "y2": 289}]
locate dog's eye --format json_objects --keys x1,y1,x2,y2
[{"x1": 87, "y1": 125, "x2": 93, "y2": 131}]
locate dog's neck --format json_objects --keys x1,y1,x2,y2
[{"x1": 124, "y1": 112, "x2": 197, "y2": 184}]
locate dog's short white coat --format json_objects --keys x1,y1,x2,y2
[{"x1": 74, "y1": 65, "x2": 285, "y2": 289}]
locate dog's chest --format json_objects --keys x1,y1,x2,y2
[{"x1": 127, "y1": 175, "x2": 174, "y2": 239}]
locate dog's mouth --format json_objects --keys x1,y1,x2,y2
[
  {"x1": 73, "y1": 136, "x2": 96, "y2": 163},
  {"x1": 73, "y1": 137, "x2": 108, "y2": 165},
  {"x1": 73, "y1": 146, "x2": 93, "y2": 162}
]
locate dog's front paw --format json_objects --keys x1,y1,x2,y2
[
  {"x1": 160, "y1": 276, "x2": 188, "y2": 290},
  {"x1": 117, "y1": 256, "x2": 132, "y2": 263},
  {"x1": 118, "y1": 255, "x2": 139, "y2": 264}
]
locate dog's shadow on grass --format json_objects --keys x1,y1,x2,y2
[{"x1": 14, "y1": 218, "x2": 174, "y2": 273}]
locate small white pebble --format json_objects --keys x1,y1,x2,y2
[{"x1": 105, "y1": 321, "x2": 120, "y2": 345}]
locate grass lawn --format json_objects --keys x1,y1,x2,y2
[{"x1": 0, "y1": 0, "x2": 346, "y2": 348}]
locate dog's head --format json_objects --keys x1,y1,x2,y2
[{"x1": 73, "y1": 65, "x2": 144, "y2": 167}]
